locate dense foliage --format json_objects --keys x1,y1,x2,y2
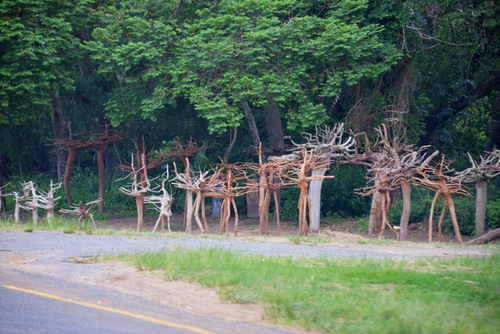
[{"x1": 1, "y1": 0, "x2": 499, "y2": 231}]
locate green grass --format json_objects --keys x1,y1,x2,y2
[
  {"x1": 0, "y1": 216, "x2": 99, "y2": 234},
  {"x1": 121, "y1": 248, "x2": 500, "y2": 334}
]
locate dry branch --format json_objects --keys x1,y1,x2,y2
[
  {"x1": 59, "y1": 199, "x2": 101, "y2": 228},
  {"x1": 414, "y1": 156, "x2": 470, "y2": 244},
  {"x1": 281, "y1": 150, "x2": 334, "y2": 236},
  {"x1": 172, "y1": 161, "x2": 210, "y2": 233},
  {"x1": 13, "y1": 182, "x2": 32, "y2": 223},
  {"x1": 117, "y1": 152, "x2": 152, "y2": 232},
  {"x1": 50, "y1": 122, "x2": 123, "y2": 210},
  {"x1": 145, "y1": 168, "x2": 174, "y2": 233},
  {"x1": 456, "y1": 150, "x2": 500, "y2": 235},
  {"x1": 246, "y1": 144, "x2": 292, "y2": 235},
  {"x1": 37, "y1": 181, "x2": 62, "y2": 221},
  {"x1": 205, "y1": 160, "x2": 248, "y2": 236}
]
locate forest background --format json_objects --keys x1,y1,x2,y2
[{"x1": 1, "y1": 0, "x2": 499, "y2": 236}]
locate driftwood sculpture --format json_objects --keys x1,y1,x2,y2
[
  {"x1": 172, "y1": 161, "x2": 210, "y2": 233},
  {"x1": 279, "y1": 124, "x2": 354, "y2": 232},
  {"x1": 59, "y1": 199, "x2": 101, "y2": 228},
  {"x1": 37, "y1": 181, "x2": 62, "y2": 222},
  {"x1": 19, "y1": 181, "x2": 42, "y2": 225},
  {"x1": 246, "y1": 144, "x2": 291, "y2": 235},
  {"x1": 281, "y1": 150, "x2": 334, "y2": 236},
  {"x1": 13, "y1": 182, "x2": 32, "y2": 223},
  {"x1": 344, "y1": 130, "x2": 389, "y2": 236},
  {"x1": 414, "y1": 156, "x2": 470, "y2": 244},
  {"x1": 456, "y1": 150, "x2": 500, "y2": 235},
  {"x1": 117, "y1": 139, "x2": 174, "y2": 232},
  {"x1": 117, "y1": 152, "x2": 152, "y2": 232},
  {"x1": 372, "y1": 125, "x2": 439, "y2": 240},
  {"x1": 144, "y1": 168, "x2": 174, "y2": 233},
  {"x1": 50, "y1": 122, "x2": 123, "y2": 212},
  {"x1": 346, "y1": 124, "x2": 438, "y2": 240},
  {"x1": 191, "y1": 170, "x2": 210, "y2": 232},
  {"x1": 357, "y1": 160, "x2": 401, "y2": 240},
  {"x1": 164, "y1": 137, "x2": 207, "y2": 228},
  {"x1": 206, "y1": 161, "x2": 247, "y2": 236}
]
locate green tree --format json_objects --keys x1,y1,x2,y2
[
  {"x1": 0, "y1": 0, "x2": 96, "y2": 180},
  {"x1": 172, "y1": 0, "x2": 402, "y2": 148},
  {"x1": 83, "y1": 0, "x2": 182, "y2": 129},
  {"x1": 404, "y1": 0, "x2": 500, "y2": 148}
]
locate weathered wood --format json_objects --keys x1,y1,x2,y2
[
  {"x1": 281, "y1": 150, "x2": 334, "y2": 236},
  {"x1": 282, "y1": 124, "x2": 354, "y2": 232},
  {"x1": 205, "y1": 161, "x2": 247, "y2": 236},
  {"x1": 348, "y1": 124, "x2": 438, "y2": 241},
  {"x1": 246, "y1": 145, "x2": 291, "y2": 235},
  {"x1": 117, "y1": 152, "x2": 151, "y2": 232},
  {"x1": 144, "y1": 173, "x2": 174, "y2": 233},
  {"x1": 456, "y1": 150, "x2": 500, "y2": 236},
  {"x1": 414, "y1": 156, "x2": 470, "y2": 245},
  {"x1": 466, "y1": 228, "x2": 500, "y2": 245},
  {"x1": 51, "y1": 122, "x2": 123, "y2": 209},
  {"x1": 59, "y1": 199, "x2": 100, "y2": 228},
  {"x1": 172, "y1": 161, "x2": 210, "y2": 233}
]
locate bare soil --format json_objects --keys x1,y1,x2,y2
[{"x1": 104, "y1": 213, "x2": 472, "y2": 244}]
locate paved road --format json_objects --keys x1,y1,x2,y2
[{"x1": 0, "y1": 231, "x2": 492, "y2": 333}]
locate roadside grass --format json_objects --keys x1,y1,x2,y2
[{"x1": 121, "y1": 248, "x2": 500, "y2": 334}]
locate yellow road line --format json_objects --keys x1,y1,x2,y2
[{"x1": 2, "y1": 285, "x2": 216, "y2": 334}]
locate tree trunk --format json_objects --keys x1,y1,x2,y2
[
  {"x1": 263, "y1": 97, "x2": 284, "y2": 221},
  {"x1": 428, "y1": 192, "x2": 441, "y2": 243},
  {"x1": 399, "y1": 179, "x2": 412, "y2": 241},
  {"x1": 246, "y1": 185, "x2": 260, "y2": 218},
  {"x1": 51, "y1": 90, "x2": 67, "y2": 181},
  {"x1": 466, "y1": 227, "x2": 500, "y2": 245},
  {"x1": 96, "y1": 149, "x2": 106, "y2": 213},
  {"x1": 242, "y1": 101, "x2": 261, "y2": 147},
  {"x1": 446, "y1": 195, "x2": 463, "y2": 245},
  {"x1": 63, "y1": 149, "x2": 76, "y2": 203},
  {"x1": 136, "y1": 196, "x2": 144, "y2": 232},
  {"x1": 185, "y1": 189, "x2": 194, "y2": 233},
  {"x1": 263, "y1": 97, "x2": 284, "y2": 148},
  {"x1": 309, "y1": 168, "x2": 328, "y2": 233},
  {"x1": 368, "y1": 183, "x2": 382, "y2": 236},
  {"x1": 0, "y1": 154, "x2": 7, "y2": 211},
  {"x1": 212, "y1": 196, "x2": 222, "y2": 219},
  {"x1": 475, "y1": 179, "x2": 488, "y2": 236}
]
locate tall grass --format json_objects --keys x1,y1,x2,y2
[{"x1": 124, "y1": 248, "x2": 499, "y2": 334}]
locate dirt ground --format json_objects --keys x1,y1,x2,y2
[{"x1": 103, "y1": 212, "x2": 473, "y2": 244}]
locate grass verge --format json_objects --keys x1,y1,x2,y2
[{"x1": 120, "y1": 248, "x2": 499, "y2": 334}]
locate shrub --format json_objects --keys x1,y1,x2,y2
[
  {"x1": 486, "y1": 199, "x2": 500, "y2": 230},
  {"x1": 320, "y1": 165, "x2": 371, "y2": 218},
  {"x1": 280, "y1": 187, "x2": 300, "y2": 220}
]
